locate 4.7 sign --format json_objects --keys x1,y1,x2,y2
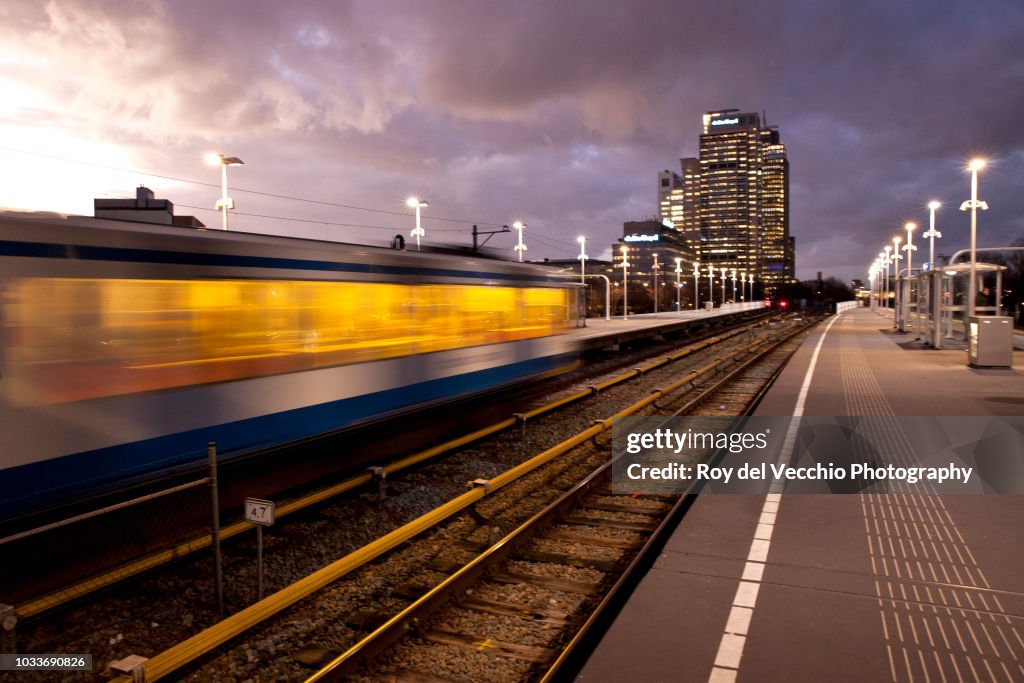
[{"x1": 244, "y1": 498, "x2": 276, "y2": 526}]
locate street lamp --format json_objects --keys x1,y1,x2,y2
[
  {"x1": 512, "y1": 221, "x2": 527, "y2": 262},
  {"x1": 924, "y1": 201, "x2": 942, "y2": 270},
  {"x1": 883, "y1": 246, "x2": 892, "y2": 309},
  {"x1": 740, "y1": 271, "x2": 746, "y2": 302},
  {"x1": 577, "y1": 235, "x2": 587, "y2": 286},
  {"x1": 905, "y1": 223, "x2": 917, "y2": 323},
  {"x1": 731, "y1": 269, "x2": 738, "y2": 303},
  {"x1": 720, "y1": 267, "x2": 727, "y2": 306},
  {"x1": 205, "y1": 153, "x2": 244, "y2": 230},
  {"x1": 675, "y1": 257, "x2": 682, "y2": 313},
  {"x1": 406, "y1": 197, "x2": 429, "y2": 251},
  {"x1": 960, "y1": 159, "x2": 988, "y2": 319},
  {"x1": 707, "y1": 263, "x2": 715, "y2": 308},
  {"x1": 872, "y1": 262, "x2": 880, "y2": 309},
  {"x1": 652, "y1": 253, "x2": 660, "y2": 314},
  {"x1": 693, "y1": 262, "x2": 700, "y2": 310},
  {"x1": 904, "y1": 222, "x2": 917, "y2": 277},
  {"x1": 620, "y1": 245, "x2": 630, "y2": 320},
  {"x1": 748, "y1": 273, "x2": 754, "y2": 302},
  {"x1": 891, "y1": 235, "x2": 902, "y2": 325}
]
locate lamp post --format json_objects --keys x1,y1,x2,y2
[
  {"x1": 960, "y1": 159, "x2": 988, "y2": 319},
  {"x1": 904, "y1": 222, "x2": 917, "y2": 278},
  {"x1": 731, "y1": 269, "x2": 738, "y2": 304},
  {"x1": 748, "y1": 273, "x2": 754, "y2": 302},
  {"x1": 740, "y1": 271, "x2": 746, "y2": 302},
  {"x1": 675, "y1": 257, "x2": 682, "y2": 312},
  {"x1": 904, "y1": 222, "x2": 917, "y2": 327},
  {"x1": 577, "y1": 236, "x2": 587, "y2": 286},
  {"x1": 924, "y1": 201, "x2": 942, "y2": 270},
  {"x1": 891, "y1": 235, "x2": 902, "y2": 325},
  {"x1": 205, "y1": 153, "x2": 244, "y2": 230},
  {"x1": 707, "y1": 263, "x2": 715, "y2": 308},
  {"x1": 620, "y1": 245, "x2": 630, "y2": 320},
  {"x1": 883, "y1": 246, "x2": 892, "y2": 309},
  {"x1": 406, "y1": 197, "x2": 429, "y2": 251},
  {"x1": 512, "y1": 221, "x2": 527, "y2": 262},
  {"x1": 652, "y1": 253, "x2": 660, "y2": 314},
  {"x1": 876, "y1": 259, "x2": 883, "y2": 308},
  {"x1": 872, "y1": 262, "x2": 880, "y2": 309},
  {"x1": 720, "y1": 267, "x2": 727, "y2": 306},
  {"x1": 693, "y1": 262, "x2": 700, "y2": 310}
]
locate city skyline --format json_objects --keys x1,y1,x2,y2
[{"x1": 0, "y1": 1, "x2": 1022, "y2": 283}]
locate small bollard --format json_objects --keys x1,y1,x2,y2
[
  {"x1": 367, "y1": 467, "x2": 387, "y2": 502},
  {"x1": 514, "y1": 413, "x2": 527, "y2": 440},
  {"x1": 0, "y1": 604, "x2": 16, "y2": 654}
]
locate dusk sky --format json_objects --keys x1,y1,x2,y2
[{"x1": 1, "y1": 0, "x2": 1022, "y2": 282}]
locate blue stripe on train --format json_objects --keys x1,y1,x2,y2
[
  {"x1": 0, "y1": 353, "x2": 573, "y2": 518},
  {"x1": 0, "y1": 239, "x2": 561, "y2": 283}
]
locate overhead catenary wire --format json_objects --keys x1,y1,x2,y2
[
  {"x1": 0, "y1": 144, "x2": 500, "y2": 227},
  {"x1": 176, "y1": 204, "x2": 466, "y2": 233},
  {"x1": 0, "y1": 144, "x2": 583, "y2": 245}
]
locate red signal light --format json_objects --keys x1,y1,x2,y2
[{"x1": 779, "y1": 301, "x2": 788, "y2": 309}]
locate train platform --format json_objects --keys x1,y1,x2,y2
[
  {"x1": 577, "y1": 306, "x2": 1024, "y2": 682},
  {"x1": 565, "y1": 302, "x2": 767, "y2": 352}
]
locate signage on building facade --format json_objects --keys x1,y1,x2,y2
[
  {"x1": 711, "y1": 117, "x2": 740, "y2": 126},
  {"x1": 624, "y1": 234, "x2": 660, "y2": 242}
]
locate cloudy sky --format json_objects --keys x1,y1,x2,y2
[{"x1": 1, "y1": 0, "x2": 1022, "y2": 282}]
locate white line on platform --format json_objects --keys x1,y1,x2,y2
[{"x1": 707, "y1": 313, "x2": 844, "y2": 682}]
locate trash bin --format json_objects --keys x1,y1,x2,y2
[
  {"x1": 968, "y1": 316, "x2": 1014, "y2": 368},
  {"x1": 704, "y1": 301, "x2": 715, "y2": 311}
]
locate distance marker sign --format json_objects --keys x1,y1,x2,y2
[{"x1": 244, "y1": 498, "x2": 276, "y2": 526}]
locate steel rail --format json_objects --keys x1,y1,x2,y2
[
  {"x1": 112, "y1": 317, "x2": 776, "y2": 682},
  {"x1": 303, "y1": 326, "x2": 790, "y2": 681}
]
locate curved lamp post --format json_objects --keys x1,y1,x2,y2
[
  {"x1": 960, "y1": 159, "x2": 988, "y2": 319},
  {"x1": 620, "y1": 245, "x2": 630, "y2": 320},
  {"x1": 205, "y1": 153, "x2": 244, "y2": 230},
  {"x1": 406, "y1": 197, "x2": 429, "y2": 251},
  {"x1": 693, "y1": 262, "x2": 700, "y2": 310}
]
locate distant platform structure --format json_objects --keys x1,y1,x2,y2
[{"x1": 94, "y1": 186, "x2": 205, "y2": 228}]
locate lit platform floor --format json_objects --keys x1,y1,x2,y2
[
  {"x1": 565, "y1": 302, "x2": 768, "y2": 352},
  {"x1": 577, "y1": 307, "x2": 1024, "y2": 683}
]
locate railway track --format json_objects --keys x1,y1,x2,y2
[
  {"x1": 309, "y1": 461, "x2": 676, "y2": 682},
  {"x1": 8, "y1": 311, "x2": 818, "y2": 682},
  {"x1": 297, "y1": 313, "x2": 818, "y2": 683}
]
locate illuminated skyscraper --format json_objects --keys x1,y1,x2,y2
[
  {"x1": 657, "y1": 157, "x2": 700, "y2": 251},
  {"x1": 697, "y1": 109, "x2": 792, "y2": 295},
  {"x1": 699, "y1": 110, "x2": 763, "y2": 283},
  {"x1": 759, "y1": 127, "x2": 792, "y2": 291}
]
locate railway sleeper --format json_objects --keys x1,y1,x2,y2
[
  {"x1": 424, "y1": 628, "x2": 557, "y2": 662},
  {"x1": 489, "y1": 571, "x2": 602, "y2": 596},
  {"x1": 560, "y1": 515, "x2": 658, "y2": 532},
  {"x1": 512, "y1": 549, "x2": 623, "y2": 573},
  {"x1": 460, "y1": 597, "x2": 572, "y2": 627},
  {"x1": 545, "y1": 528, "x2": 644, "y2": 550}
]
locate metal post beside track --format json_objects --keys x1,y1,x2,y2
[{"x1": 208, "y1": 442, "x2": 224, "y2": 618}]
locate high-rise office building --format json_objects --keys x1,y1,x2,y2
[
  {"x1": 658, "y1": 158, "x2": 701, "y2": 251},
  {"x1": 759, "y1": 127, "x2": 791, "y2": 291},
  {"x1": 699, "y1": 110, "x2": 764, "y2": 282},
  {"x1": 655, "y1": 109, "x2": 790, "y2": 296},
  {"x1": 657, "y1": 169, "x2": 683, "y2": 228},
  {"x1": 657, "y1": 110, "x2": 792, "y2": 296}
]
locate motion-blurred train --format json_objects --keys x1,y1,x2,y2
[{"x1": 0, "y1": 211, "x2": 578, "y2": 520}]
